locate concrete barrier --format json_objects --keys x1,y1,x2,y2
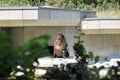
[{"x1": 82, "y1": 18, "x2": 120, "y2": 34}]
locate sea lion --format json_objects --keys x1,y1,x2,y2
[{"x1": 53, "y1": 32, "x2": 69, "y2": 58}]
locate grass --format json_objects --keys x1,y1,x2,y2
[{"x1": 97, "y1": 10, "x2": 120, "y2": 18}]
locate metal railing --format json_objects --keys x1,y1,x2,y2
[{"x1": 0, "y1": 0, "x2": 44, "y2": 7}]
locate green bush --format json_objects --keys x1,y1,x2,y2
[
  {"x1": 0, "y1": 30, "x2": 16, "y2": 79},
  {"x1": 0, "y1": 30, "x2": 52, "y2": 79},
  {"x1": 14, "y1": 35, "x2": 52, "y2": 79}
]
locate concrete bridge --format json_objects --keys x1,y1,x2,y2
[{"x1": 0, "y1": 7, "x2": 120, "y2": 60}]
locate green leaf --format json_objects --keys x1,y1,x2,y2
[
  {"x1": 89, "y1": 51, "x2": 94, "y2": 60},
  {"x1": 108, "y1": 69, "x2": 112, "y2": 76},
  {"x1": 95, "y1": 56, "x2": 99, "y2": 63}
]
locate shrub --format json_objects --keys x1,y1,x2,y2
[
  {"x1": 0, "y1": 31, "x2": 16, "y2": 79},
  {"x1": 0, "y1": 30, "x2": 52, "y2": 79}
]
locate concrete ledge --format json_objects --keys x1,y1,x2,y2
[
  {"x1": 1, "y1": 19, "x2": 120, "y2": 34},
  {"x1": 82, "y1": 20, "x2": 120, "y2": 29},
  {"x1": 83, "y1": 29, "x2": 120, "y2": 34},
  {"x1": 82, "y1": 29, "x2": 100, "y2": 34},
  {"x1": 82, "y1": 19, "x2": 120, "y2": 34},
  {"x1": 0, "y1": 20, "x2": 23, "y2": 27},
  {"x1": 100, "y1": 29, "x2": 120, "y2": 34},
  {"x1": 100, "y1": 20, "x2": 120, "y2": 29},
  {"x1": 0, "y1": 20, "x2": 80, "y2": 27},
  {"x1": 82, "y1": 21, "x2": 99, "y2": 29},
  {"x1": 23, "y1": 20, "x2": 80, "y2": 27}
]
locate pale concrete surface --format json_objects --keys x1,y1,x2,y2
[
  {"x1": 0, "y1": 20, "x2": 23, "y2": 27},
  {"x1": 23, "y1": 20, "x2": 80, "y2": 27},
  {"x1": 0, "y1": 10, "x2": 23, "y2": 20},
  {"x1": 82, "y1": 29, "x2": 100, "y2": 34},
  {"x1": 82, "y1": 19, "x2": 120, "y2": 34},
  {"x1": 22, "y1": 10, "x2": 38, "y2": 19},
  {"x1": 0, "y1": 20, "x2": 80, "y2": 27},
  {"x1": 100, "y1": 20, "x2": 120, "y2": 29},
  {"x1": 37, "y1": 57, "x2": 77, "y2": 67},
  {"x1": 49, "y1": 10, "x2": 80, "y2": 20},
  {"x1": 0, "y1": 7, "x2": 95, "y2": 20},
  {"x1": 0, "y1": 7, "x2": 38, "y2": 20},
  {"x1": 100, "y1": 29, "x2": 120, "y2": 34},
  {"x1": 83, "y1": 34, "x2": 120, "y2": 60},
  {"x1": 82, "y1": 21, "x2": 99, "y2": 29}
]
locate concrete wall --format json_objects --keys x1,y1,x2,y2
[
  {"x1": 82, "y1": 18, "x2": 120, "y2": 34},
  {"x1": 9, "y1": 28, "x2": 24, "y2": 46},
  {"x1": 23, "y1": 26, "x2": 78, "y2": 57},
  {"x1": 82, "y1": 18, "x2": 120, "y2": 61},
  {"x1": 83, "y1": 34, "x2": 120, "y2": 61},
  {"x1": 4, "y1": 25, "x2": 78, "y2": 57},
  {"x1": 0, "y1": 19, "x2": 120, "y2": 60},
  {"x1": 38, "y1": 7, "x2": 96, "y2": 20},
  {"x1": 0, "y1": 7, "x2": 38, "y2": 20},
  {"x1": 0, "y1": 7, "x2": 96, "y2": 20},
  {"x1": 38, "y1": 8, "x2": 80, "y2": 20}
]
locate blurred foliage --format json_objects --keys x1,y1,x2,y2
[
  {"x1": 14, "y1": 34, "x2": 52, "y2": 79},
  {"x1": 0, "y1": 0, "x2": 120, "y2": 11},
  {"x1": 45, "y1": 0, "x2": 119, "y2": 11},
  {"x1": 0, "y1": 30, "x2": 52, "y2": 79},
  {"x1": 0, "y1": 0, "x2": 45, "y2": 7},
  {"x1": 15, "y1": 35, "x2": 51, "y2": 68},
  {"x1": 0, "y1": 30, "x2": 16, "y2": 79}
]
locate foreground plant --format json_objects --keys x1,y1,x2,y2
[
  {"x1": 13, "y1": 35, "x2": 52, "y2": 80},
  {"x1": 0, "y1": 30, "x2": 52, "y2": 80},
  {"x1": 0, "y1": 31, "x2": 16, "y2": 79}
]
